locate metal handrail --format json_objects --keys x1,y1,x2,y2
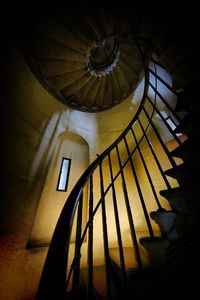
[{"x1": 36, "y1": 42, "x2": 182, "y2": 299}]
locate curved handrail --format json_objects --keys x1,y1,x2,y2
[
  {"x1": 36, "y1": 41, "x2": 182, "y2": 299},
  {"x1": 36, "y1": 41, "x2": 150, "y2": 299}
]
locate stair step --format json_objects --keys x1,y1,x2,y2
[
  {"x1": 100, "y1": 7, "x2": 117, "y2": 36},
  {"x1": 170, "y1": 139, "x2": 200, "y2": 164},
  {"x1": 48, "y1": 69, "x2": 89, "y2": 91},
  {"x1": 165, "y1": 230, "x2": 200, "y2": 296},
  {"x1": 117, "y1": 61, "x2": 133, "y2": 88},
  {"x1": 172, "y1": 61, "x2": 196, "y2": 86},
  {"x1": 164, "y1": 163, "x2": 199, "y2": 186},
  {"x1": 174, "y1": 112, "x2": 200, "y2": 137},
  {"x1": 175, "y1": 84, "x2": 200, "y2": 112},
  {"x1": 120, "y1": 42, "x2": 139, "y2": 59},
  {"x1": 118, "y1": 59, "x2": 138, "y2": 85},
  {"x1": 33, "y1": 16, "x2": 88, "y2": 55},
  {"x1": 150, "y1": 208, "x2": 200, "y2": 241},
  {"x1": 80, "y1": 266, "x2": 107, "y2": 299},
  {"x1": 109, "y1": 246, "x2": 150, "y2": 275},
  {"x1": 150, "y1": 209, "x2": 178, "y2": 240},
  {"x1": 38, "y1": 58, "x2": 85, "y2": 78},
  {"x1": 140, "y1": 237, "x2": 169, "y2": 270},
  {"x1": 78, "y1": 7, "x2": 104, "y2": 40},
  {"x1": 166, "y1": 230, "x2": 200, "y2": 267},
  {"x1": 160, "y1": 187, "x2": 200, "y2": 212},
  {"x1": 84, "y1": 78, "x2": 102, "y2": 108},
  {"x1": 174, "y1": 90, "x2": 188, "y2": 112},
  {"x1": 153, "y1": 25, "x2": 178, "y2": 58},
  {"x1": 164, "y1": 163, "x2": 186, "y2": 179},
  {"x1": 175, "y1": 211, "x2": 200, "y2": 236},
  {"x1": 102, "y1": 74, "x2": 113, "y2": 106},
  {"x1": 120, "y1": 48, "x2": 143, "y2": 76},
  {"x1": 159, "y1": 39, "x2": 188, "y2": 74},
  {"x1": 80, "y1": 265, "x2": 120, "y2": 300},
  {"x1": 60, "y1": 72, "x2": 91, "y2": 99},
  {"x1": 93, "y1": 77, "x2": 107, "y2": 108},
  {"x1": 110, "y1": 69, "x2": 122, "y2": 100},
  {"x1": 109, "y1": 246, "x2": 161, "y2": 298},
  {"x1": 59, "y1": 7, "x2": 94, "y2": 45},
  {"x1": 114, "y1": 65, "x2": 131, "y2": 97},
  {"x1": 119, "y1": 20, "x2": 131, "y2": 36},
  {"x1": 75, "y1": 76, "x2": 99, "y2": 106},
  {"x1": 113, "y1": 66, "x2": 130, "y2": 98},
  {"x1": 28, "y1": 31, "x2": 85, "y2": 62}
]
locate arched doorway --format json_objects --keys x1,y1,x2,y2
[{"x1": 28, "y1": 131, "x2": 89, "y2": 248}]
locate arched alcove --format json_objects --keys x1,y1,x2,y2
[{"x1": 28, "y1": 131, "x2": 89, "y2": 248}]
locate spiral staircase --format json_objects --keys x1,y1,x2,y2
[
  {"x1": 21, "y1": 5, "x2": 144, "y2": 112},
  {"x1": 19, "y1": 4, "x2": 200, "y2": 299}
]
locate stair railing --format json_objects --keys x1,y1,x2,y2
[{"x1": 36, "y1": 44, "x2": 184, "y2": 299}]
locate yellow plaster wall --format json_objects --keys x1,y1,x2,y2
[{"x1": 29, "y1": 132, "x2": 89, "y2": 247}]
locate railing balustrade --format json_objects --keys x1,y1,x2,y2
[{"x1": 36, "y1": 44, "x2": 183, "y2": 300}]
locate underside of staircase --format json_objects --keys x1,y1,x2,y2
[{"x1": 20, "y1": 4, "x2": 145, "y2": 112}]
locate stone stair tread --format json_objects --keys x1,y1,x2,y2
[
  {"x1": 139, "y1": 237, "x2": 170, "y2": 270},
  {"x1": 93, "y1": 77, "x2": 107, "y2": 107},
  {"x1": 75, "y1": 76, "x2": 99, "y2": 106},
  {"x1": 139, "y1": 237, "x2": 169, "y2": 254},
  {"x1": 174, "y1": 112, "x2": 200, "y2": 137},
  {"x1": 118, "y1": 59, "x2": 138, "y2": 84},
  {"x1": 80, "y1": 265, "x2": 123, "y2": 300},
  {"x1": 110, "y1": 69, "x2": 122, "y2": 100},
  {"x1": 28, "y1": 31, "x2": 85, "y2": 62},
  {"x1": 164, "y1": 163, "x2": 189, "y2": 180},
  {"x1": 33, "y1": 21, "x2": 87, "y2": 56},
  {"x1": 160, "y1": 186, "x2": 200, "y2": 198},
  {"x1": 59, "y1": 7, "x2": 94, "y2": 45},
  {"x1": 116, "y1": 64, "x2": 132, "y2": 97},
  {"x1": 48, "y1": 69, "x2": 89, "y2": 91},
  {"x1": 166, "y1": 229, "x2": 200, "y2": 268},
  {"x1": 175, "y1": 84, "x2": 200, "y2": 112},
  {"x1": 160, "y1": 186, "x2": 183, "y2": 197},
  {"x1": 84, "y1": 78, "x2": 102, "y2": 107},
  {"x1": 38, "y1": 58, "x2": 85, "y2": 78},
  {"x1": 164, "y1": 164, "x2": 200, "y2": 185},
  {"x1": 60, "y1": 72, "x2": 91, "y2": 98},
  {"x1": 78, "y1": 7, "x2": 104, "y2": 41},
  {"x1": 80, "y1": 266, "x2": 107, "y2": 299},
  {"x1": 109, "y1": 246, "x2": 150, "y2": 273},
  {"x1": 114, "y1": 65, "x2": 131, "y2": 97},
  {"x1": 120, "y1": 49, "x2": 142, "y2": 76},
  {"x1": 139, "y1": 236, "x2": 170, "y2": 254},
  {"x1": 160, "y1": 187, "x2": 200, "y2": 212},
  {"x1": 102, "y1": 74, "x2": 113, "y2": 106},
  {"x1": 170, "y1": 139, "x2": 200, "y2": 161},
  {"x1": 140, "y1": 235, "x2": 168, "y2": 243},
  {"x1": 100, "y1": 7, "x2": 117, "y2": 36}
]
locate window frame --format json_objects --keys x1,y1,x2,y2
[{"x1": 56, "y1": 157, "x2": 71, "y2": 192}]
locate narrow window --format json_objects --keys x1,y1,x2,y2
[{"x1": 57, "y1": 157, "x2": 71, "y2": 191}]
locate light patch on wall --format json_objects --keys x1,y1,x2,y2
[
  {"x1": 28, "y1": 112, "x2": 61, "y2": 182},
  {"x1": 68, "y1": 110, "x2": 98, "y2": 159}
]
